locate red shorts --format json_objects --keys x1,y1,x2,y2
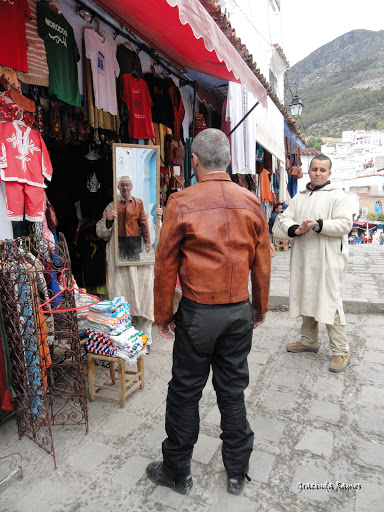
[{"x1": 4, "y1": 181, "x2": 45, "y2": 222}]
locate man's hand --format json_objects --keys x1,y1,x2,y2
[
  {"x1": 145, "y1": 243, "x2": 151, "y2": 253},
  {"x1": 253, "y1": 311, "x2": 266, "y2": 329},
  {"x1": 154, "y1": 207, "x2": 163, "y2": 219},
  {"x1": 295, "y1": 218, "x2": 317, "y2": 235},
  {"x1": 158, "y1": 322, "x2": 175, "y2": 339},
  {"x1": 106, "y1": 209, "x2": 117, "y2": 221}
]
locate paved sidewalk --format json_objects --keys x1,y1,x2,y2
[
  {"x1": 270, "y1": 245, "x2": 384, "y2": 314},
  {"x1": 1, "y1": 308, "x2": 384, "y2": 511}
]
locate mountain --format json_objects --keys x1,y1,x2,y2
[{"x1": 286, "y1": 30, "x2": 384, "y2": 138}]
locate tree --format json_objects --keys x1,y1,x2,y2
[{"x1": 307, "y1": 137, "x2": 324, "y2": 151}]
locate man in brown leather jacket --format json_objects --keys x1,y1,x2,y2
[{"x1": 146, "y1": 129, "x2": 271, "y2": 496}]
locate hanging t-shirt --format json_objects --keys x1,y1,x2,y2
[
  {"x1": 0, "y1": 0, "x2": 31, "y2": 72},
  {"x1": 37, "y1": 1, "x2": 80, "y2": 106},
  {"x1": 144, "y1": 74, "x2": 174, "y2": 129},
  {"x1": 84, "y1": 28, "x2": 120, "y2": 116},
  {"x1": 116, "y1": 44, "x2": 142, "y2": 77},
  {"x1": 122, "y1": 74, "x2": 154, "y2": 139}
]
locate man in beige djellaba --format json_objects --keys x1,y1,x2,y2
[
  {"x1": 96, "y1": 176, "x2": 162, "y2": 344},
  {"x1": 273, "y1": 154, "x2": 353, "y2": 373}
]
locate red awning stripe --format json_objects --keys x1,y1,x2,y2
[{"x1": 93, "y1": 0, "x2": 267, "y2": 107}]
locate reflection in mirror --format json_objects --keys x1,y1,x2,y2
[{"x1": 114, "y1": 144, "x2": 159, "y2": 266}]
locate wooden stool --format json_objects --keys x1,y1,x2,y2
[
  {"x1": 276, "y1": 239, "x2": 289, "y2": 252},
  {"x1": 87, "y1": 353, "x2": 144, "y2": 408}
]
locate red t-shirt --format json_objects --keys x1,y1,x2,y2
[
  {"x1": 122, "y1": 74, "x2": 154, "y2": 139},
  {"x1": 0, "y1": 0, "x2": 31, "y2": 73}
]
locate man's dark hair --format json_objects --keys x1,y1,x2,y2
[
  {"x1": 310, "y1": 154, "x2": 332, "y2": 170},
  {"x1": 273, "y1": 203, "x2": 283, "y2": 211}
]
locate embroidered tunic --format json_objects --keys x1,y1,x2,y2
[{"x1": 0, "y1": 121, "x2": 53, "y2": 187}]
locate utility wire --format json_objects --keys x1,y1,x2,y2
[{"x1": 232, "y1": 0, "x2": 272, "y2": 46}]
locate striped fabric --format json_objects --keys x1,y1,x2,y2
[
  {"x1": 85, "y1": 318, "x2": 132, "y2": 335},
  {"x1": 86, "y1": 325, "x2": 147, "y2": 361},
  {"x1": 16, "y1": 0, "x2": 49, "y2": 87},
  {"x1": 87, "y1": 311, "x2": 131, "y2": 327},
  {"x1": 89, "y1": 297, "x2": 128, "y2": 314}
]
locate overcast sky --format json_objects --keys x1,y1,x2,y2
[{"x1": 280, "y1": 0, "x2": 384, "y2": 65}]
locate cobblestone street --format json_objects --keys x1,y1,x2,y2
[{"x1": 1, "y1": 245, "x2": 383, "y2": 512}]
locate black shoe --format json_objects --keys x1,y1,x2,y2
[
  {"x1": 146, "y1": 461, "x2": 193, "y2": 495},
  {"x1": 227, "y1": 467, "x2": 251, "y2": 496}
]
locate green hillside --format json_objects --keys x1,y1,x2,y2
[{"x1": 286, "y1": 30, "x2": 384, "y2": 137}]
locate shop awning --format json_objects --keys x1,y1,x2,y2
[
  {"x1": 93, "y1": 0, "x2": 267, "y2": 106},
  {"x1": 255, "y1": 96, "x2": 285, "y2": 163}
]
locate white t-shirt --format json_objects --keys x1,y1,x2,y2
[{"x1": 84, "y1": 28, "x2": 120, "y2": 116}]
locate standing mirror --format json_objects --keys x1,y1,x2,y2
[{"x1": 113, "y1": 143, "x2": 160, "y2": 266}]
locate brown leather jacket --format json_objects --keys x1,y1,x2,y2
[
  {"x1": 116, "y1": 195, "x2": 150, "y2": 243},
  {"x1": 154, "y1": 172, "x2": 271, "y2": 325}
]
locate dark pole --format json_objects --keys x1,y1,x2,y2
[
  {"x1": 227, "y1": 101, "x2": 259, "y2": 137},
  {"x1": 191, "y1": 81, "x2": 198, "y2": 141}
]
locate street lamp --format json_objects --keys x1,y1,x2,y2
[{"x1": 289, "y1": 95, "x2": 304, "y2": 117}]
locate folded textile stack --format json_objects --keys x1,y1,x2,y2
[{"x1": 85, "y1": 297, "x2": 147, "y2": 361}]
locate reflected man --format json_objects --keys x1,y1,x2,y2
[
  {"x1": 108, "y1": 176, "x2": 151, "y2": 261},
  {"x1": 96, "y1": 175, "x2": 162, "y2": 343}
]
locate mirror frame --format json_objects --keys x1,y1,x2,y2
[{"x1": 112, "y1": 143, "x2": 160, "y2": 266}]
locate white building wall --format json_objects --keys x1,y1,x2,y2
[
  {"x1": 217, "y1": 0, "x2": 285, "y2": 100},
  {"x1": 322, "y1": 131, "x2": 384, "y2": 179}
]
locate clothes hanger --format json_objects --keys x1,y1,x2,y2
[
  {"x1": 124, "y1": 40, "x2": 135, "y2": 52},
  {"x1": 94, "y1": 19, "x2": 105, "y2": 42},
  {"x1": 46, "y1": 0, "x2": 61, "y2": 14},
  {"x1": 38, "y1": 268, "x2": 100, "y2": 314}
]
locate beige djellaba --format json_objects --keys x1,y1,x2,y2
[
  {"x1": 273, "y1": 183, "x2": 353, "y2": 325},
  {"x1": 96, "y1": 202, "x2": 154, "y2": 323}
]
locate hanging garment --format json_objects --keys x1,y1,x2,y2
[
  {"x1": 0, "y1": 0, "x2": 31, "y2": 73},
  {"x1": 143, "y1": 74, "x2": 174, "y2": 129},
  {"x1": 37, "y1": 0, "x2": 80, "y2": 106},
  {"x1": 0, "y1": 182, "x2": 13, "y2": 239},
  {"x1": 121, "y1": 74, "x2": 154, "y2": 139},
  {"x1": 27, "y1": 263, "x2": 52, "y2": 391},
  {"x1": 83, "y1": 56, "x2": 120, "y2": 132},
  {"x1": 287, "y1": 173, "x2": 298, "y2": 199},
  {"x1": 220, "y1": 99, "x2": 230, "y2": 136},
  {"x1": 3, "y1": 180, "x2": 45, "y2": 221},
  {"x1": 259, "y1": 168, "x2": 273, "y2": 204},
  {"x1": 0, "y1": 91, "x2": 36, "y2": 127},
  {"x1": 168, "y1": 79, "x2": 185, "y2": 137},
  {"x1": 226, "y1": 82, "x2": 256, "y2": 175},
  {"x1": 0, "y1": 121, "x2": 53, "y2": 185},
  {"x1": 84, "y1": 28, "x2": 120, "y2": 115},
  {"x1": 0, "y1": 297, "x2": 15, "y2": 412},
  {"x1": 0, "y1": 121, "x2": 53, "y2": 220},
  {"x1": 16, "y1": 265, "x2": 43, "y2": 416},
  {"x1": 16, "y1": 0, "x2": 50, "y2": 86}
]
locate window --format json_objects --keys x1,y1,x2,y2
[{"x1": 362, "y1": 208, "x2": 368, "y2": 217}]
